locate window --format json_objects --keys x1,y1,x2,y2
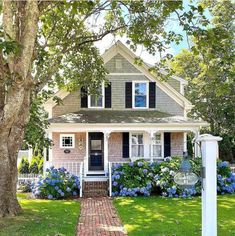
[
  {"x1": 152, "y1": 133, "x2": 162, "y2": 157},
  {"x1": 131, "y1": 133, "x2": 144, "y2": 157},
  {"x1": 60, "y1": 134, "x2": 75, "y2": 148},
  {"x1": 115, "y1": 59, "x2": 122, "y2": 69},
  {"x1": 133, "y1": 82, "x2": 148, "y2": 108},
  {"x1": 88, "y1": 84, "x2": 104, "y2": 108}
]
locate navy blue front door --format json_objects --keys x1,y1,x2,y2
[{"x1": 89, "y1": 132, "x2": 104, "y2": 171}]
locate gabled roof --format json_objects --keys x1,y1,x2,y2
[
  {"x1": 102, "y1": 41, "x2": 192, "y2": 109},
  {"x1": 45, "y1": 40, "x2": 192, "y2": 110}
]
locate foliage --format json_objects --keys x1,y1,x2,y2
[
  {"x1": 114, "y1": 195, "x2": 235, "y2": 236},
  {"x1": 170, "y1": 0, "x2": 235, "y2": 162},
  {"x1": 18, "y1": 158, "x2": 30, "y2": 174},
  {"x1": 32, "y1": 167, "x2": 80, "y2": 199},
  {"x1": 29, "y1": 154, "x2": 43, "y2": 174},
  {"x1": 24, "y1": 95, "x2": 52, "y2": 151},
  {"x1": 17, "y1": 180, "x2": 33, "y2": 193},
  {"x1": 111, "y1": 159, "x2": 235, "y2": 198},
  {"x1": 0, "y1": 196, "x2": 80, "y2": 236}
]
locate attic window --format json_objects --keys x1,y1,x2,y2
[{"x1": 115, "y1": 59, "x2": 122, "y2": 69}]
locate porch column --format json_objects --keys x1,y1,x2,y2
[
  {"x1": 103, "y1": 131, "x2": 111, "y2": 174},
  {"x1": 48, "y1": 131, "x2": 53, "y2": 162},
  {"x1": 193, "y1": 129, "x2": 200, "y2": 157},
  {"x1": 183, "y1": 132, "x2": 187, "y2": 152},
  {"x1": 148, "y1": 130, "x2": 156, "y2": 162}
]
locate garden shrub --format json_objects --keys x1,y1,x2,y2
[
  {"x1": 32, "y1": 166, "x2": 80, "y2": 199},
  {"x1": 111, "y1": 159, "x2": 235, "y2": 198},
  {"x1": 18, "y1": 157, "x2": 30, "y2": 174},
  {"x1": 17, "y1": 179, "x2": 33, "y2": 193},
  {"x1": 29, "y1": 156, "x2": 40, "y2": 174},
  {"x1": 217, "y1": 161, "x2": 235, "y2": 194}
]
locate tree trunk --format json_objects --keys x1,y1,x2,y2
[
  {"x1": 0, "y1": 136, "x2": 21, "y2": 217},
  {"x1": 0, "y1": 84, "x2": 31, "y2": 217}
]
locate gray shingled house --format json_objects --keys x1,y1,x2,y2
[{"x1": 43, "y1": 41, "x2": 207, "y2": 196}]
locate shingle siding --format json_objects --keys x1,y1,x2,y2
[
  {"x1": 156, "y1": 87, "x2": 184, "y2": 116},
  {"x1": 171, "y1": 132, "x2": 184, "y2": 157},
  {"x1": 51, "y1": 54, "x2": 184, "y2": 118},
  {"x1": 167, "y1": 78, "x2": 181, "y2": 93},
  {"x1": 108, "y1": 74, "x2": 149, "y2": 109},
  {"x1": 105, "y1": 54, "x2": 140, "y2": 73},
  {"x1": 52, "y1": 91, "x2": 80, "y2": 117}
]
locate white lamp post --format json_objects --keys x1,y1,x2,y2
[{"x1": 174, "y1": 134, "x2": 222, "y2": 236}]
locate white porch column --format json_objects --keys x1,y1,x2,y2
[
  {"x1": 48, "y1": 131, "x2": 53, "y2": 162},
  {"x1": 103, "y1": 131, "x2": 111, "y2": 174},
  {"x1": 196, "y1": 134, "x2": 222, "y2": 236},
  {"x1": 193, "y1": 129, "x2": 200, "y2": 157},
  {"x1": 183, "y1": 132, "x2": 187, "y2": 152}
]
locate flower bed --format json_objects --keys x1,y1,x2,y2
[
  {"x1": 32, "y1": 166, "x2": 80, "y2": 199},
  {"x1": 111, "y1": 158, "x2": 235, "y2": 198}
]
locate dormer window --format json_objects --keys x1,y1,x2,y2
[
  {"x1": 132, "y1": 81, "x2": 149, "y2": 108},
  {"x1": 88, "y1": 84, "x2": 105, "y2": 108}
]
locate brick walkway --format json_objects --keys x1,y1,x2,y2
[{"x1": 77, "y1": 197, "x2": 127, "y2": 236}]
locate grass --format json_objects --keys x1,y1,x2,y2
[
  {"x1": 114, "y1": 194, "x2": 235, "y2": 236},
  {"x1": 0, "y1": 193, "x2": 80, "y2": 236}
]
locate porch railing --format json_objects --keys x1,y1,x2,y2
[{"x1": 44, "y1": 161, "x2": 81, "y2": 177}]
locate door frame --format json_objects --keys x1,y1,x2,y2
[{"x1": 88, "y1": 132, "x2": 104, "y2": 171}]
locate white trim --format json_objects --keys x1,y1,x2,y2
[
  {"x1": 48, "y1": 132, "x2": 53, "y2": 161},
  {"x1": 108, "y1": 73, "x2": 143, "y2": 75},
  {"x1": 88, "y1": 83, "x2": 105, "y2": 109},
  {"x1": 59, "y1": 134, "x2": 75, "y2": 149},
  {"x1": 132, "y1": 81, "x2": 149, "y2": 109}
]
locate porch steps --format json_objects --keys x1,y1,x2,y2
[{"x1": 83, "y1": 181, "x2": 108, "y2": 198}]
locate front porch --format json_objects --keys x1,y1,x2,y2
[{"x1": 44, "y1": 127, "x2": 201, "y2": 178}]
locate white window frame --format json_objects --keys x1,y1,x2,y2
[
  {"x1": 132, "y1": 81, "x2": 149, "y2": 109},
  {"x1": 60, "y1": 134, "x2": 75, "y2": 149},
  {"x1": 88, "y1": 83, "x2": 105, "y2": 109},
  {"x1": 130, "y1": 132, "x2": 145, "y2": 158},
  {"x1": 151, "y1": 132, "x2": 164, "y2": 158}
]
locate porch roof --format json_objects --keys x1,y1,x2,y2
[{"x1": 49, "y1": 110, "x2": 205, "y2": 125}]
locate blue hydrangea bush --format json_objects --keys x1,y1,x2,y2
[
  {"x1": 32, "y1": 166, "x2": 80, "y2": 199},
  {"x1": 111, "y1": 159, "x2": 235, "y2": 198},
  {"x1": 217, "y1": 161, "x2": 235, "y2": 194}
]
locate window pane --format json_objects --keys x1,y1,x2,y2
[
  {"x1": 62, "y1": 136, "x2": 73, "y2": 147},
  {"x1": 153, "y1": 134, "x2": 161, "y2": 145},
  {"x1": 90, "y1": 86, "x2": 103, "y2": 107},
  {"x1": 131, "y1": 134, "x2": 143, "y2": 144},
  {"x1": 135, "y1": 96, "x2": 146, "y2": 107},
  {"x1": 135, "y1": 83, "x2": 147, "y2": 107},
  {"x1": 135, "y1": 83, "x2": 146, "y2": 95},
  {"x1": 132, "y1": 145, "x2": 144, "y2": 157},
  {"x1": 132, "y1": 135, "x2": 138, "y2": 145},
  {"x1": 153, "y1": 145, "x2": 161, "y2": 157},
  {"x1": 91, "y1": 140, "x2": 102, "y2": 150}
]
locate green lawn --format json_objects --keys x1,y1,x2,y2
[
  {"x1": 114, "y1": 194, "x2": 235, "y2": 236},
  {"x1": 0, "y1": 193, "x2": 80, "y2": 236}
]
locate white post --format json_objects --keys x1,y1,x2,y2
[
  {"x1": 183, "y1": 132, "x2": 187, "y2": 152},
  {"x1": 196, "y1": 134, "x2": 222, "y2": 236},
  {"x1": 193, "y1": 129, "x2": 200, "y2": 157},
  {"x1": 103, "y1": 131, "x2": 111, "y2": 174}
]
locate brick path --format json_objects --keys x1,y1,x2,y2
[{"x1": 77, "y1": 197, "x2": 127, "y2": 236}]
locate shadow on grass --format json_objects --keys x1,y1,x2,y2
[
  {"x1": 0, "y1": 199, "x2": 80, "y2": 236},
  {"x1": 114, "y1": 194, "x2": 235, "y2": 236}
]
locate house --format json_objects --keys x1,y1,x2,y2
[{"x1": 43, "y1": 41, "x2": 207, "y2": 194}]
